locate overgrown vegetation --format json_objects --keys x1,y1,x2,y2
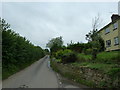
[
  {"x1": 46, "y1": 36, "x2": 64, "y2": 56},
  {"x1": 1, "y1": 18, "x2": 45, "y2": 80},
  {"x1": 54, "y1": 50, "x2": 120, "y2": 75},
  {"x1": 51, "y1": 61, "x2": 99, "y2": 88},
  {"x1": 46, "y1": 15, "x2": 120, "y2": 88},
  {"x1": 77, "y1": 53, "x2": 92, "y2": 62},
  {"x1": 55, "y1": 49, "x2": 77, "y2": 63},
  {"x1": 48, "y1": 36, "x2": 119, "y2": 88},
  {"x1": 51, "y1": 53, "x2": 120, "y2": 88},
  {"x1": 96, "y1": 51, "x2": 120, "y2": 64}
]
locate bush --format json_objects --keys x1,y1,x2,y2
[
  {"x1": 84, "y1": 48, "x2": 93, "y2": 55},
  {"x1": 56, "y1": 59, "x2": 62, "y2": 63},
  {"x1": 55, "y1": 49, "x2": 72, "y2": 59},
  {"x1": 77, "y1": 53, "x2": 92, "y2": 62},
  {"x1": 55, "y1": 49, "x2": 77, "y2": 63},
  {"x1": 61, "y1": 52, "x2": 77, "y2": 63}
]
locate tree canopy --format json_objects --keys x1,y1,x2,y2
[
  {"x1": 46, "y1": 36, "x2": 63, "y2": 54},
  {"x1": 46, "y1": 36, "x2": 63, "y2": 48},
  {"x1": 85, "y1": 15, "x2": 105, "y2": 59}
]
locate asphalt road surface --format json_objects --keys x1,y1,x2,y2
[{"x1": 2, "y1": 56, "x2": 80, "y2": 88}]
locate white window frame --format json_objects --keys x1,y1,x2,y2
[
  {"x1": 105, "y1": 28, "x2": 110, "y2": 34},
  {"x1": 114, "y1": 37, "x2": 119, "y2": 45},
  {"x1": 106, "y1": 40, "x2": 111, "y2": 47},
  {"x1": 113, "y1": 23, "x2": 118, "y2": 30}
]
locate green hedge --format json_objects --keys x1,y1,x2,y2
[{"x1": 2, "y1": 19, "x2": 45, "y2": 80}]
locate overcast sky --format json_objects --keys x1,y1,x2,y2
[{"x1": 1, "y1": 2, "x2": 118, "y2": 48}]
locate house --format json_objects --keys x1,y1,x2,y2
[{"x1": 98, "y1": 14, "x2": 120, "y2": 51}]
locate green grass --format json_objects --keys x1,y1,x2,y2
[
  {"x1": 51, "y1": 51, "x2": 120, "y2": 88},
  {"x1": 77, "y1": 53, "x2": 92, "y2": 62},
  {"x1": 77, "y1": 51, "x2": 120, "y2": 64},
  {"x1": 51, "y1": 56, "x2": 120, "y2": 88},
  {"x1": 65, "y1": 51, "x2": 120, "y2": 76},
  {"x1": 72, "y1": 62, "x2": 119, "y2": 76},
  {"x1": 96, "y1": 51, "x2": 120, "y2": 64},
  {"x1": 51, "y1": 61, "x2": 96, "y2": 87}
]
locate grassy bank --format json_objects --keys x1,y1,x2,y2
[
  {"x1": 51, "y1": 51, "x2": 120, "y2": 88},
  {"x1": 51, "y1": 61, "x2": 120, "y2": 88},
  {"x1": 77, "y1": 51, "x2": 120, "y2": 63},
  {"x1": 72, "y1": 62, "x2": 120, "y2": 76},
  {"x1": 51, "y1": 61, "x2": 95, "y2": 87}
]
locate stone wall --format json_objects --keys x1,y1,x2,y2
[{"x1": 51, "y1": 61, "x2": 120, "y2": 88}]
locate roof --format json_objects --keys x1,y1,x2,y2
[
  {"x1": 98, "y1": 16, "x2": 120, "y2": 33},
  {"x1": 98, "y1": 22, "x2": 112, "y2": 33}
]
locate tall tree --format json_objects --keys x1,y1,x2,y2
[
  {"x1": 86, "y1": 14, "x2": 102, "y2": 42},
  {"x1": 85, "y1": 14, "x2": 104, "y2": 59},
  {"x1": 46, "y1": 36, "x2": 63, "y2": 55}
]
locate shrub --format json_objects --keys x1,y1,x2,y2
[
  {"x1": 84, "y1": 48, "x2": 93, "y2": 55},
  {"x1": 56, "y1": 59, "x2": 62, "y2": 63},
  {"x1": 55, "y1": 49, "x2": 77, "y2": 63},
  {"x1": 55, "y1": 49, "x2": 72, "y2": 59},
  {"x1": 61, "y1": 51, "x2": 77, "y2": 63},
  {"x1": 77, "y1": 53, "x2": 92, "y2": 62}
]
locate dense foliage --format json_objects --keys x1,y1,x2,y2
[
  {"x1": 67, "y1": 42, "x2": 92, "y2": 53},
  {"x1": 85, "y1": 15, "x2": 105, "y2": 59},
  {"x1": 51, "y1": 51, "x2": 120, "y2": 88},
  {"x1": 49, "y1": 15, "x2": 119, "y2": 88},
  {"x1": 1, "y1": 18, "x2": 45, "y2": 79},
  {"x1": 55, "y1": 49, "x2": 77, "y2": 63},
  {"x1": 46, "y1": 36, "x2": 63, "y2": 55}
]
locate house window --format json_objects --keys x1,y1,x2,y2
[
  {"x1": 113, "y1": 23, "x2": 118, "y2": 30},
  {"x1": 114, "y1": 37, "x2": 119, "y2": 45},
  {"x1": 106, "y1": 40, "x2": 111, "y2": 47},
  {"x1": 105, "y1": 28, "x2": 110, "y2": 34}
]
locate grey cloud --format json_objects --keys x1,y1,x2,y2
[{"x1": 2, "y1": 2, "x2": 118, "y2": 48}]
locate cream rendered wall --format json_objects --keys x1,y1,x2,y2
[
  {"x1": 118, "y1": 19, "x2": 120, "y2": 49},
  {"x1": 99, "y1": 20, "x2": 119, "y2": 51}
]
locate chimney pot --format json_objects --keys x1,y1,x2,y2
[{"x1": 111, "y1": 14, "x2": 120, "y2": 22}]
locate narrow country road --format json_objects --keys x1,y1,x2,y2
[{"x1": 2, "y1": 55, "x2": 80, "y2": 88}]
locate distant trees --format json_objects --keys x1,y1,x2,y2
[
  {"x1": 46, "y1": 36, "x2": 63, "y2": 55},
  {"x1": 44, "y1": 49, "x2": 50, "y2": 55},
  {"x1": 1, "y1": 18, "x2": 45, "y2": 79}
]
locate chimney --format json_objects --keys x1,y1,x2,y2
[{"x1": 111, "y1": 14, "x2": 120, "y2": 22}]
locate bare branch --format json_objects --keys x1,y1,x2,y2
[{"x1": 92, "y1": 13, "x2": 102, "y2": 30}]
